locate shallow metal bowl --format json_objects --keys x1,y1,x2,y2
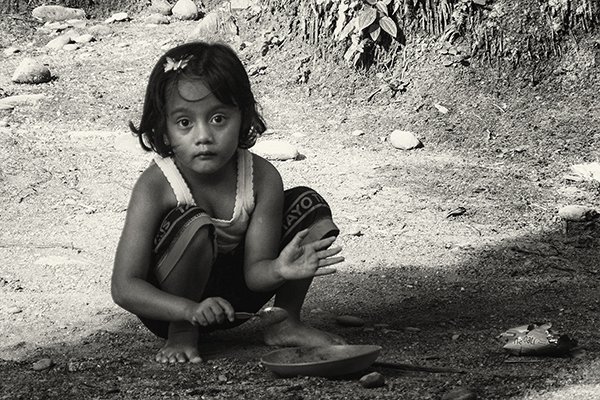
[{"x1": 261, "y1": 345, "x2": 382, "y2": 377}]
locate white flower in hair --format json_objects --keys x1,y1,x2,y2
[{"x1": 163, "y1": 55, "x2": 193, "y2": 73}]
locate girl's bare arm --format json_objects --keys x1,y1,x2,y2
[{"x1": 111, "y1": 166, "x2": 197, "y2": 323}]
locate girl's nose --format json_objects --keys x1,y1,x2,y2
[{"x1": 194, "y1": 124, "x2": 213, "y2": 144}]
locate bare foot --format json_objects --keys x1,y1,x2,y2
[
  {"x1": 263, "y1": 318, "x2": 346, "y2": 347},
  {"x1": 155, "y1": 322, "x2": 203, "y2": 363}
]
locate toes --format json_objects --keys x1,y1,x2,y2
[
  {"x1": 176, "y1": 353, "x2": 188, "y2": 363},
  {"x1": 189, "y1": 354, "x2": 203, "y2": 363}
]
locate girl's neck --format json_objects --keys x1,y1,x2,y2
[{"x1": 176, "y1": 152, "x2": 238, "y2": 188}]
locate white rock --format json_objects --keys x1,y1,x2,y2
[
  {"x1": 3, "y1": 47, "x2": 20, "y2": 56},
  {"x1": 32, "y1": 5, "x2": 86, "y2": 22},
  {"x1": 63, "y1": 43, "x2": 80, "y2": 51},
  {"x1": 73, "y1": 33, "x2": 94, "y2": 43},
  {"x1": 11, "y1": 58, "x2": 52, "y2": 84},
  {"x1": 389, "y1": 130, "x2": 422, "y2": 150},
  {"x1": 8, "y1": 306, "x2": 22, "y2": 314},
  {"x1": 46, "y1": 34, "x2": 72, "y2": 50},
  {"x1": 434, "y1": 103, "x2": 449, "y2": 114},
  {"x1": 66, "y1": 19, "x2": 87, "y2": 29},
  {"x1": 570, "y1": 162, "x2": 600, "y2": 182},
  {"x1": 150, "y1": 0, "x2": 173, "y2": 15},
  {"x1": 114, "y1": 132, "x2": 147, "y2": 154},
  {"x1": 0, "y1": 94, "x2": 46, "y2": 109},
  {"x1": 351, "y1": 129, "x2": 364, "y2": 136},
  {"x1": 252, "y1": 140, "x2": 299, "y2": 160},
  {"x1": 172, "y1": 0, "x2": 198, "y2": 20},
  {"x1": 105, "y1": 12, "x2": 130, "y2": 23},
  {"x1": 145, "y1": 14, "x2": 170, "y2": 24},
  {"x1": 32, "y1": 358, "x2": 53, "y2": 371},
  {"x1": 558, "y1": 205, "x2": 599, "y2": 222},
  {"x1": 230, "y1": 0, "x2": 259, "y2": 9},
  {"x1": 88, "y1": 25, "x2": 112, "y2": 36}
]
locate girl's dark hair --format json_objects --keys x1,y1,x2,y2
[{"x1": 130, "y1": 41, "x2": 266, "y2": 156}]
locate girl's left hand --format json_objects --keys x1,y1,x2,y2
[{"x1": 277, "y1": 229, "x2": 344, "y2": 280}]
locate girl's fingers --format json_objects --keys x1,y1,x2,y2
[
  {"x1": 290, "y1": 229, "x2": 310, "y2": 245},
  {"x1": 316, "y1": 246, "x2": 342, "y2": 259},
  {"x1": 215, "y1": 298, "x2": 235, "y2": 322},
  {"x1": 308, "y1": 235, "x2": 337, "y2": 250},
  {"x1": 318, "y1": 256, "x2": 345, "y2": 267},
  {"x1": 314, "y1": 267, "x2": 337, "y2": 277}
]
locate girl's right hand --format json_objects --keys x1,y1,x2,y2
[{"x1": 187, "y1": 297, "x2": 235, "y2": 326}]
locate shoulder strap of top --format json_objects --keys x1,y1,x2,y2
[
  {"x1": 238, "y1": 149, "x2": 255, "y2": 212},
  {"x1": 153, "y1": 155, "x2": 196, "y2": 206}
]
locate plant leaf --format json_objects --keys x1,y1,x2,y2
[
  {"x1": 375, "y1": 1, "x2": 388, "y2": 15},
  {"x1": 337, "y1": 19, "x2": 356, "y2": 40},
  {"x1": 368, "y1": 23, "x2": 381, "y2": 41},
  {"x1": 357, "y1": 7, "x2": 377, "y2": 30},
  {"x1": 379, "y1": 15, "x2": 397, "y2": 38}
]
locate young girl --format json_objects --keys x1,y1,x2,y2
[{"x1": 111, "y1": 41, "x2": 346, "y2": 363}]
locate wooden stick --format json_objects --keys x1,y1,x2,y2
[{"x1": 373, "y1": 361, "x2": 466, "y2": 374}]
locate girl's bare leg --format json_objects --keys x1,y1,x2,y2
[
  {"x1": 155, "y1": 227, "x2": 214, "y2": 363},
  {"x1": 264, "y1": 230, "x2": 346, "y2": 347}
]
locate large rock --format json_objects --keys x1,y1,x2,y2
[
  {"x1": 558, "y1": 205, "x2": 599, "y2": 222},
  {"x1": 150, "y1": 0, "x2": 173, "y2": 15},
  {"x1": 172, "y1": 0, "x2": 198, "y2": 20},
  {"x1": 252, "y1": 140, "x2": 299, "y2": 161},
  {"x1": 32, "y1": 5, "x2": 86, "y2": 22},
  {"x1": 145, "y1": 14, "x2": 170, "y2": 25},
  {"x1": 389, "y1": 130, "x2": 423, "y2": 150},
  {"x1": 11, "y1": 58, "x2": 52, "y2": 84}
]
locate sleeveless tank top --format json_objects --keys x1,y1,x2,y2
[{"x1": 154, "y1": 149, "x2": 255, "y2": 254}]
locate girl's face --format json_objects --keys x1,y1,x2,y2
[{"x1": 164, "y1": 79, "x2": 242, "y2": 177}]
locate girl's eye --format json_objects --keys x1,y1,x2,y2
[
  {"x1": 176, "y1": 118, "x2": 192, "y2": 128},
  {"x1": 210, "y1": 114, "x2": 227, "y2": 125}
]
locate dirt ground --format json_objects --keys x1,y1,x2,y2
[{"x1": 1, "y1": 4, "x2": 600, "y2": 399}]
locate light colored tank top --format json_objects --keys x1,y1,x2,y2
[{"x1": 154, "y1": 149, "x2": 255, "y2": 254}]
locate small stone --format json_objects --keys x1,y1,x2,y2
[
  {"x1": 351, "y1": 129, "x2": 365, "y2": 136},
  {"x1": 63, "y1": 43, "x2": 80, "y2": 51},
  {"x1": 46, "y1": 34, "x2": 72, "y2": 50},
  {"x1": 359, "y1": 372, "x2": 385, "y2": 388},
  {"x1": 389, "y1": 130, "x2": 423, "y2": 150},
  {"x1": 88, "y1": 25, "x2": 112, "y2": 36},
  {"x1": 252, "y1": 140, "x2": 299, "y2": 161},
  {"x1": 105, "y1": 12, "x2": 130, "y2": 23},
  {"x1": 441, "y1": 387, "x2": 477, "y2": 400},
  {"x1": 145, "y1": 14, "x2": 170, "y2": 24},
  {"x1": 32, "y1": 358, "x2": 54, "y2": 371},
  {"x1": 172, "y1": 0, "x2": 198, "y2": 20},
  {"x1": 452, "y1": 334, "x2": 461, "y2": 340},
  {"x1": 217, "y1": 374, "x2": 228, "y2": 382},
  {"x1": 150, "y1": 0, "x2": 173, "y2": 15},
  {"x1": 32, "y1": 5, "x2": 86, "y2": 22},
  {"x1": 558, "y1": 205, "x2": 598, "y2": 222},
  {"x1": 0, "y1": 118, "x2": 9, "y2": 127},
  {"x1": 11, "y1": 58, "x2": 52, "y2": 84},
  {"x1": 66, "y1": 19, "x2": 87, "y2": 29},
  {"x1": 8, "y1": 306, "x2": 22, "y2": 314},
  {"x1": 336, "y1": 315, "x2": 365, "y2": 327},
  {"x1": 434, "y1": 103, "x2": 449, "y2": 114},
  {"x1": 73, "y1": 33, "x2": 94, "y2": 43},
  {"x1": 3, "y1": 47, "x2": 20, "y2": 56}
]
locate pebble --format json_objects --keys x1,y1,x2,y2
[
  {"x1": 172, "y1": 0, "x2": 198, "y2": 20},
  {"x1": 359, "y1": 372, "x2": 385, "y2": 388},
  {"x1": 105, "y1": 12, "x2": 130, "y2": 23},
  {"x1": 12, "y1": 59, "x2": 52, "y2": 84},
  {"x1": 3, "y1": 47, "x2": 20, "y2": 56},
  {"x1": 252, "y1": 139, "x2": 299, "y2": 161},
  {"x1": 150, "y1": 0, "x2": 173, "y2": 15},
  {"x1": 8, "y1": 306, "x2": 22, "y2": 314},
  {"x1": 145, "y1": 14, "x2": 170, "y2": 24},
  {"x1": 441, "y1": 387, "x2": 477, "y2": 400},
  {"x1": 32, "y1": 5, "x2": 86, "y2": 22},
  {"x1": 73, "y1": 34, "x2": 94, "y2": 43},
  {"x1": 32, "y1": 358, "x2": 54, "y2": 371},
  {"x1": 46, "y1": 34, "x2": 72, "y2": 50},
  {"x1": 452, "y1": 334, "x2": 461, "y2": 340},
  {"x1": 88, "y1": 25, "x2": 112, "y2": 36},
  {"x1": 351, "y1": 129, "x2": 365, "y2": 136},
  {"x1": 389, "y1": 130, "x2": 423, "y2": 150},
  {"x1": 335, "y1": 315, "x2": 365, "y2": 327},
  {"x1": 434, "y1": 103, "x2": 449, "y2": 114},
  {"x1": 558, "y1": 205, "x2": 598, "y2": 222},
  {"x1": 63, "y1": 43, "x2": 80, "y2": 51}
]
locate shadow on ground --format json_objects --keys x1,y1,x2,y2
[{"x1": 1, "y1": 222, "x2": 598, "y2": 399}]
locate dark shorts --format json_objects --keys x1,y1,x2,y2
[{"x1": 139, "y1": 186, "x2": 339, "y2": 338}]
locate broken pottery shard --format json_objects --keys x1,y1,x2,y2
[
  {"x1": 499, "y1": 323, "x2": 577, "y2": 356},
  {"x1": 389, "y1": 130, "x2": 423, "y2": 150},
  {"x1": 558, "y1": 205, "x2": 599, "y2": 222}
]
